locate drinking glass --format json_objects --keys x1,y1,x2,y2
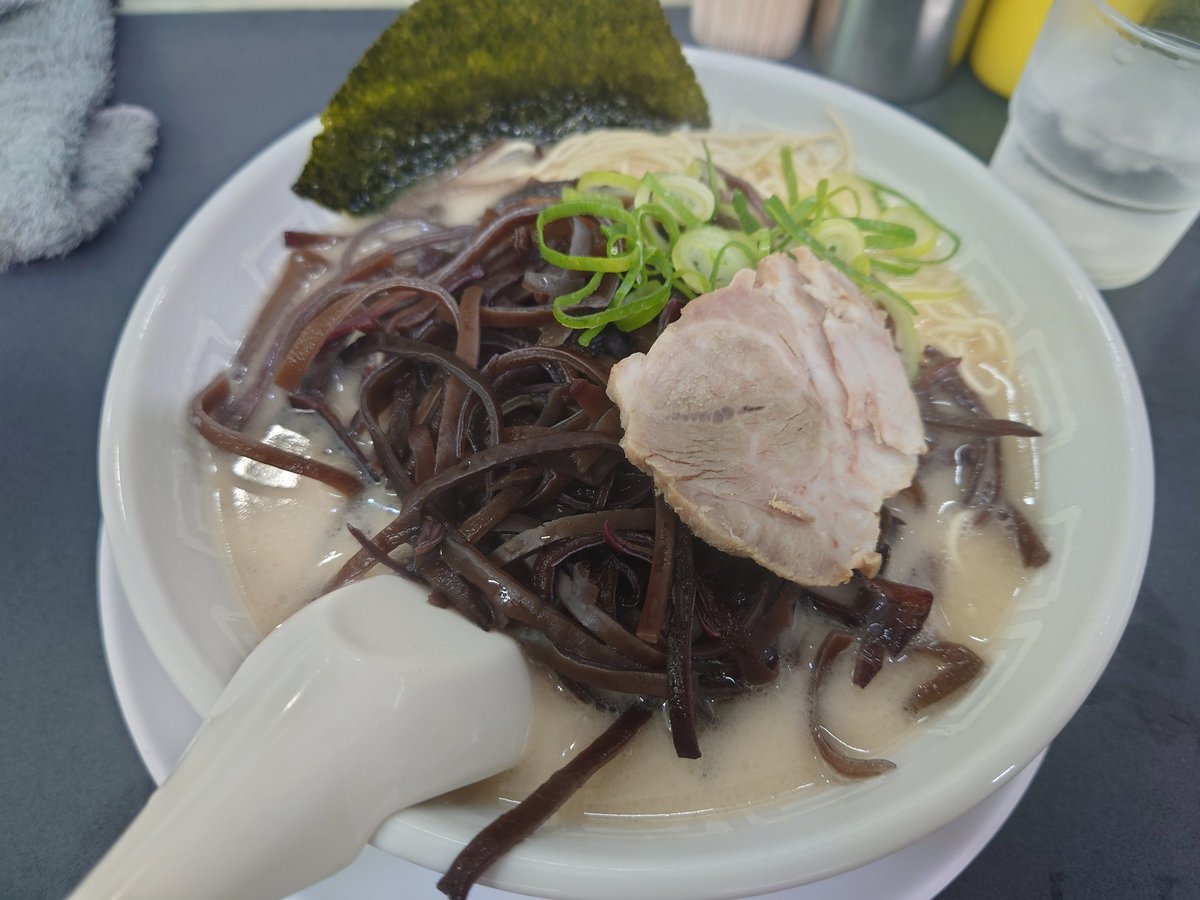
[{"x1": 989, "y1": 0, "x2": 1200, "y2": 289}]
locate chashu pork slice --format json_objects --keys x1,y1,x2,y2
[{"x1": 607, "y1": 249, "x2": 925, "y2": 586}]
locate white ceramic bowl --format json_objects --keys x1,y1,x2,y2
[{"x1": 99, "y1": 49, "x2": 1153, "y2": 899}]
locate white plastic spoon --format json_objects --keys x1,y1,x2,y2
[{"x1": 70, "y1": 575, "x2": 533, "y2": 900}]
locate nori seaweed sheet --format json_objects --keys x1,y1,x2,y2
[{"x1": 293, "y1": 0, "x2": 710, "y2": 214}]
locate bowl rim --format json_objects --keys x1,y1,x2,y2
[{"x1": 98, "y1": 47, "x2": 1154, "y2": 899}]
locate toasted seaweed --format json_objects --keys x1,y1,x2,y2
[{"x1": 293, "y1": 0, "x2": 710, "y2": 214}]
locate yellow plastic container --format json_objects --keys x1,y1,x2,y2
[
  {"x1": 971, "y1": 0, "x2": 1163, "y2": 97},
  {"x1": 970, "y1": 0, "x2": 1055, "y2": 97},
  {"x1": 1109, "y1": 0, "x2": 1157, "y2": 21}
]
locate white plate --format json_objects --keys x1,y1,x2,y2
[
  {"x1": 98, "y1": 528, "x2": 1045, "y2": 900},
  {"x1": 98, "y1": 47, "x2": 1152, "y2": 899}
]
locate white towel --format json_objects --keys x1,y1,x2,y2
[{"x1": 0, "y1": 0, "x2": 158, "y2": 270}]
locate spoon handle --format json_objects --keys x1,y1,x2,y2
[{"x1": 70, "y1": 577, "x2": 532, "y2": 900}]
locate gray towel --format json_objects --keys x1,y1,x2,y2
[{"x1": 0, "y1": 0, "x2": 157, "y2": 271}]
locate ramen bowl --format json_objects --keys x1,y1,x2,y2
[{"x1": 98, "y1": 49, "x2": 1152, "y2": 899}]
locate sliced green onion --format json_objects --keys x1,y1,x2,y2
[
  {"x1": 877, "y1": 206, "x2": 939, "y2": 258},
  {"x1": 866, "y1": 178, "x2": 961, "y2": 263},
  {"x1": 559, "y1": 187, "x2": 629, "y2": 212},
  {"x1": 552, "y1": 271, "x2": 604, "y2": 308},
  {"x1": 553, "y1": 279, "x2": 670, "y2": 333},
  {"x1": 825, "y1": 172, "x2": 881, "y2": 219},
  {"x1": 781, "y1": 147, "x2": 799, "y2": 208},
  {"x1": 892, "y1": 285, "x2": 964, "y2": 302},
  {"x1": 578, "y1": 324, "x2": 606, "y2": 345},
  {"x1": 824, "y1": 184, "x2": 863, "y2": 220},
  {"x1": 672, "y1": 226, "x2": 758, "y2": 294},
  {"x1": 701, "y1": 141, "x2": 720, "y2": 199},
  {"x1": 847, "y1": 216, "x2": 919, "y2": 251},
  {"x1": 790, "y1": 195, "x2": 817, "y2": 221},
  {"x1": 616, "y1": 274, "x2": 674, "y2": 332},
  {"x1": 810, "y1": 178, "x2": 829, "y2": 227},
  {"x1": 634, "y1": 202, "x2": 681, "y2": 254},
  {"x1": 731, "y1": 190, "x2": 761, "y2": 234},
  {"x1": 576, "y1": 170, "x2": 641, "y2": 195},
  {"x1": 812, "y1": 218, "x2": 866, "y2": 263},
  {"x1": 749, "y1": 227, "x2": 774, "y2": 259},
  {"x1": 870, "y1": 257, "x2": 922, "y2": 277},
  {"x1": 536, "y1": 201, "x2": 639, "y2": 273},
  {"x1": 533, "y1": 160, "x2": 961, "y2": 384},
  {"x1": 634, "y1": 173, "x2": 715, "y2": 229}
]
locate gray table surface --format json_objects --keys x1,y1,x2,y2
[{"x1": 2, "y1": 9, "x2": 1197, "y2": 900}]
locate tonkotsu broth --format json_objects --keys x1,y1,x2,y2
[
  {"x1": 200, "y1": 130, "x2": 1041, "y2": 821},
  {"x1": 205, "y1": 380, "x2": 1035, "y2": 819}
]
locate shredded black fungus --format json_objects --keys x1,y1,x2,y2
[
  {"x1": 436, "y1": 703, "x2": 654, "y2": 900},
  {"x1": 908, "y1": 640, "x2": 985, "y2": 712},
  {"x1": 915, "y1": 348, "x2": 1052, "y2": 567},
  {"x1": 193, "y1": 191, "x2": 1052, "y2": 899},
  {"x1": 809, "y1": 631, "x2": 897, "y2": 778}
]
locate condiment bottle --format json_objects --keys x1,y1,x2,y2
[{"x1": 970, "y1": 0, "x2": 1055, "y2": 97}]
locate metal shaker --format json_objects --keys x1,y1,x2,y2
[{"x1": 811, "y1": 0, "x2": 987, "y2": 102}]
